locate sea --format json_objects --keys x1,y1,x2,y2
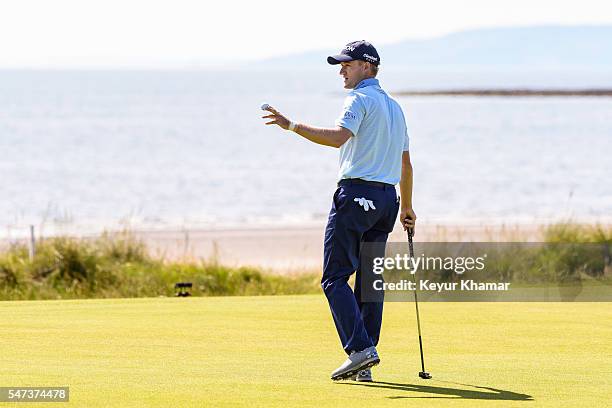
[{"x1": 1, "y1": 68, "x2": 611, "y2": 237}]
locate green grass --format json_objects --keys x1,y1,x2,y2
[{"x1": 1, "y1": 296, "x2": 610, "y2": 407}]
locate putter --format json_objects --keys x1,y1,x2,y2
[{"x1": 407, "y1": 226, "x2": 432, "y2": 379}]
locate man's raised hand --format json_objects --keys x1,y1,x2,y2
[{"x1": 261, "y1": 105, "x2": 291, "y2": 130}]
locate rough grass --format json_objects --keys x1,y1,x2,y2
[
  {"x1": 0, "y1": 224, "x2": 610, "y2": 300},
  {"x1": 0, "y1": 232, "x2": 319, "y2": 300},
  {"x1": 1, "y1": 296, "x2": 610, "y2": 407}
]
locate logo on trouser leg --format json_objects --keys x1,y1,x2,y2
[{"x1": 354, "y1": 197, "x2": 376, "y2": 211}]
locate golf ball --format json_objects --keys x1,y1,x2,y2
[{"x1": 261, "y1": 103, "x2": 271, "y2": 111}]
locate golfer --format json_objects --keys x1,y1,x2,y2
[{"x1": 261, "y1": 40, "x2": 415, "y2": 382}]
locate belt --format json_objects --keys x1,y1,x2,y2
[{"x1": 338, "y1": 178, "x2": 394, "y2": 190}]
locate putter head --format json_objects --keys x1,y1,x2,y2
[{"x1": 419, "y1": 371, "x2": 432, "y2": 379}]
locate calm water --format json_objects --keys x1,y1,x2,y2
[{"x1": 1, "y1": 69, "x2": 611, "y2": 236}]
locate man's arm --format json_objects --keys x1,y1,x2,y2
[
  {"x1": 399, "y1": 150, "x2": 417, "y2": 232},
  {"x1": 262, "y1": 106, "x2": 352, "y2": 148},
  {"x1": 293, "y1": 123, "x2": 352, "y2": 148}
]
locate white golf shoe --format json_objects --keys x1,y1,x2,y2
[
  {"x1": 330, "y1": 346, "x2": 379, "y2": 381},
  {"x1": 350, "y1": 369, "x2": 373, "y2": 382}
]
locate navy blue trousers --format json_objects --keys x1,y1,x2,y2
[{"x1": 322, "y1": 179, "x2": 399, "y2": 354}]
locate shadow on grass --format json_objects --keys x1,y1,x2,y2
[{"x1": 341, "y1": 381, "x2": 533, "y2": 401}]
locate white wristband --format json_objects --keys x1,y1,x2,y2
[{"x1": 288, "y1": 121, "x2": 297, "y2": 132}]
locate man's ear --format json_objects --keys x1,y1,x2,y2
[{"x1": 363, "y1": 61, "x2": 373, "y2": 74}]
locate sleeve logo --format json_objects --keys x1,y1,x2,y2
[{"x1": 343, "y1": 111, "x2": 356, "y2": 120}]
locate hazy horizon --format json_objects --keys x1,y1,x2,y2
[
  {"x1": 2, "y1": 0, "x2": 612, "y2": 68},
  {"x1": 1, "y1": 24, "x2": 611, "y2": 70}
]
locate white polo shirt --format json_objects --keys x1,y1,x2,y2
[{"x1": 335, "y1": 78, "x2": 409, "y2": 185}]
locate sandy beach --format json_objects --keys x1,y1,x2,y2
[
  {"x1": 128, "y1": 222, "x2": 547, "y2": 272},
  {"x1": 4, "y1": 222, "x2": 606, "y2": 274}
]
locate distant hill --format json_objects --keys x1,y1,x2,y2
[{"x1": 253, "y1": 25, "x2": 612, "y2": 69}]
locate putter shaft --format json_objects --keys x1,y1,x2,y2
[{"x1": 408, "y1": 228, "x2": 431, "y2": 379}]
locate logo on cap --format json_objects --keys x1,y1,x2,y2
[{"x1": 363, "y1": 53, "x2": 378, "y2": 63}]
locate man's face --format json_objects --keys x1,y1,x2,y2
[{"x1": 339, "y1": 60, "x2": 370, "y2": 89}]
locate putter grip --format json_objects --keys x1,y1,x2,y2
[{"x1": 407, "y1": 228, "x2": 414, "y2": 258}]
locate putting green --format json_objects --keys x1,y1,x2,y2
[{"x1": 1, "y1": 296, "x2": 610, "y2": 407}]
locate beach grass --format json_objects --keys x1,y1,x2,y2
[
  {"x1": 0, "y1": 232, "x2": 319, "y2": 300},
  {"x1": 1, "y1": 295, "x2": 610, "y2": 407},
  {"x1": 1, "y1": 224, "x2": 611, "y2": 300}
]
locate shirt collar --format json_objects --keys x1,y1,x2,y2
[{"x1": 354, "y1": 77, "x2": 379, "y2": 90}]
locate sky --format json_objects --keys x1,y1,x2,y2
[{"x1": 1, "y1": 0, "x2": 612, "y2": 68}]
